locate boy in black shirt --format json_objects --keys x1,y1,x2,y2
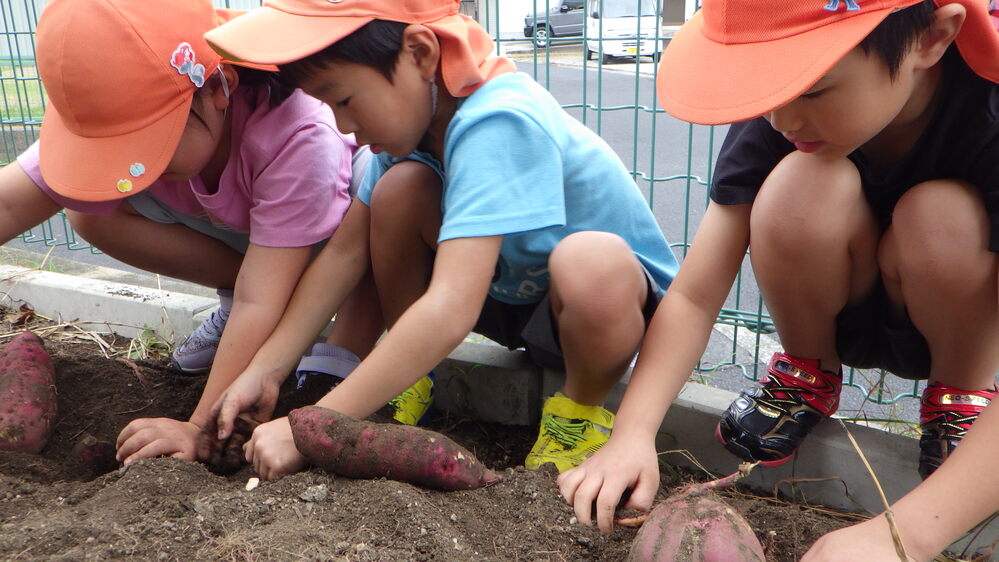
[{"x1": 558, "y1": 0, "x2": 999, "y2": 557}]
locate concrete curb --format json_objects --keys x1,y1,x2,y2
[{"x1": 1, "y1": 263, "x2": 994, "y2": 553}]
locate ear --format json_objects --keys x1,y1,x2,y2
[
  {"x1": 400, "y1": 24, "x2": 441, "y2": 82},
  {"x1": 911, "y1": 3, "x2": 965, "y2": 70},
  {"x1": 209, "y1": 63, "x2": 240, "y2": 111}
]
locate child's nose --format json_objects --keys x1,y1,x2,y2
[{"x1": 765, "y1": 105, "x2": 803, "y2": 135}]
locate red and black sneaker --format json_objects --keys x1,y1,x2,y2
[
  {"x1": 918, "y1": 382, "x2": 997, "y2": 480},
  {"x1": 717, "y1": 352, "x2": 842, "y2": 466}
]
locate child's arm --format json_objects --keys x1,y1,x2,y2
[
  {"x1": 115, "y1": 241, "x2": 312, "y2": 464},
  {"x1": 0, "y1": 161, "x2": 62, "y2": 245},
  {"x1": 242, "y1": 233, "x2": 503, "y2": 480},
  {"x1": 557, "y1": 202, "x2": 753, "y2": 533},
  {"x1": 803, "y1": 400, "x2": 999, "y2": 562},
  {"x1": 208, "y1": 201, "x2": 374, "y2": 440}
]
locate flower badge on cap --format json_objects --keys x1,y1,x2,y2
[
  {"x1": 170, "y1": 42, "x2": 207, "y2": 87},
  {"x1": 824, "y1": 0, "x2": 860, "y2": 11},
  {"x1": 129, "y1": 163, "x2": 145, "y2": 178},
  {"x1": 116, "y1": 179, "x2": 134, "y2": 193}
]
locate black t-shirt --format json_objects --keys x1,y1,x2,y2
[{"x1": 710, "y1": 48, "x2": 999, "y2": 251}]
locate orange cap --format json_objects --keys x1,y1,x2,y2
[
  {"x1": 36, "y1": 0, "x2": 252, "y2": 202},
  {"x1": 657, "y1": 0, "x2": 999, "y2": 125},
  {"x1": 204, "y1": 0, "x2": 516, "y2": 97}
]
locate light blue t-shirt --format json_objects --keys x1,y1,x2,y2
[{"x1": 359, "y1": 72, "x2": 678, "y2": 305}]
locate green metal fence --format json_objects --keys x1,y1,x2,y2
[{"x1": 0, "y1": 0, "x2": 923, "y2": 418}]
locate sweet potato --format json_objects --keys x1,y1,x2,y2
[
  {"x1": 288, "y1": 406, "x2": 502, "y2": 491},
  {"x1": 0, "y1": 332, "x2": 57, "y2": 454},
  {"x1": 625, "y1": 464, "x2": 765, "y2": 562},
  {"x1": 72, "y1": 432, "x2": 117, "y2": 475}
]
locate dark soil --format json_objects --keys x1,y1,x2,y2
[{"x1": 0, "y1": 307, "x2": 853, "y2": 561}]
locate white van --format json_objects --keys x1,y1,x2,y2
[{"x1": 584, "y1": 0, "x2": 668, "y2": 63}]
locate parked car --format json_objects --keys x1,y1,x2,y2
[
  {"x1": 585, "y1": 0, "x2": 667, "y2": 63},
  {"x1": 524, "y1": 0, "x2": 585, "y2": 49}
]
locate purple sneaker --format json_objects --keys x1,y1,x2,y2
[{"x1": 172, "y1": 289, "x2": 233, "y2": 374}]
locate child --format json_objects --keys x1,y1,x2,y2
[
  {"x1": 803, "y1": 403, "x2": 999, "y2": 560},
  {"x1": 201, "y1": 0, "x2": 679, "y2": 481},
  {"x1": 557, "y1": 0, "x2": 999, "y2": 549},
  {"x1": 0, "y1": 0, "x2": 380, "y2": 466}
]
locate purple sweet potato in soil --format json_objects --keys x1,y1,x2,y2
[
  {"x1": 626, "y1": 486, "x2": 766, "y2": 562},
  {"x1": 0, "y1": 332, "x2": 57, "y2": 454},
  {"x1": 289, "y1": 405, "x2": 502, "y2": 491}
]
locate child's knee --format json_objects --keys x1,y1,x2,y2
[
  {"x1": 369, "y1": 162, "x2": 442, "y2": 232},
  {"x1": 887, "y1": 180, "x2": 990, "y2": 277},
  {"x1": 751, "y1": 153, "x2": 866, "y2": 251},
  {"x1": 549, "y1": 232, "x2": 644, "y2": 310}
]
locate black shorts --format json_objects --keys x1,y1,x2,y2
[
  {"x1": 835, "y1": 279, "x2": 930, "y2": 380},
  {"x1": 473, "y1": 265, "x2": 663, "y2": 370}
]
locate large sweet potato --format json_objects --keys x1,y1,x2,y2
[
  {"x1": 288, "y1": 406, "x2": 501, "y2": 491},
  {"x1": 0, "y1": 332, "x2": 57, "y2": 454},
  {"x1": 624, "y1": 465, "x2": 765, "y2": 562}
]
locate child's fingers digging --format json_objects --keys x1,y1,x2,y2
[
  {"x1": 570, "y1": 475, "x2": 603, "y2": 528},
  {"x1": 596, "y1": 482, "x2": 631, "y2": 533},
  {"x1": 556, "y1": 465, "x2": 585, "y2": 505},
  {"x1": 624, "y1": 473, "x2": 658, "y2": 513}
]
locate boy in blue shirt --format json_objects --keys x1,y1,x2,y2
[
  {"x1": 201, "y1": 0, "x2": 678, "y2": 480},
  {"x1": 559, "y1": 0, "x2": 999, "y2": 557}
]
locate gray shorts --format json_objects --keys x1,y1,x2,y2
[
  {"x1": 128, "y1": 192, "x2": 251, "y2": 254},
  {"x1": 473, "y1": 264, "x2": 663, "y2": 370}
]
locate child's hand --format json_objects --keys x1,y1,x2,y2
[
  {"x1": 557, "y1": 434, "x2": 660, "y2": 533},
  {"x1": 207, "y1": 367, "x2": 283, "y2": 442},
  {"x1": 802, "y1": 516, "x2": 920, "y2": 562},
  {"x1": 115, "y1": 418, "x2": 207, "y2": 465},
  {"x1": 244, "y1": 417, "x2": 307, "y2": 480}
]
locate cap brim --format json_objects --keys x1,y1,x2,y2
[
  {"x1": 657, "y1": 8, "x2": 892, "y2": 125},
  {"x1": 205, "y1": 6, "x2": 371, "y2": 65},
  {"x1": 38, "y1": 97, "x2": 190, "y2": 202},
  {"x1": 947, "y1": 0, "x2": 999, "y2": 83}
]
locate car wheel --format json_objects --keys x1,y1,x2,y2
[
  {"x1": 586, "y1": 49, "x2": 595, "y2": 61},
  {"x1": 602, "y1": 53, "x2": 614, "y2": 65},
  {"x1": 533, "y1": 26, "x2": 551, "y2": 49},
  {"x1": 652, "y1": 51, "x2": 662, "y2": 63}
]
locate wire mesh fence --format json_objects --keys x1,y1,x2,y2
[{"x1": 0, "y1": 0, "x2": 923, "y2": 419}]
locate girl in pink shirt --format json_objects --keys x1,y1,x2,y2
[{"x1": 0, "y1": 0, "x2": 380, "y2": 467}]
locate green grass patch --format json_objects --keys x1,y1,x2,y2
[{"x1": 0, "y1": 63, "x2": 45, "y2": 123}]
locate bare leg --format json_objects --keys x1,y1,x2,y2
[
  {"x1": 367, "y1": 162, "x2": 443, "y2": 328},
  {"x1": 749, "y1": 152, "x2": 880, "y2": 372},
  {"x1": 325, "y1": 267, "x2": 385, "y2": 360},
  {"x1": 548, "y1": 231, "x2": 649, "y2": 405},
  {"x1": 67, "y1": 204, "x2": 242, "y2": 289},
  {"x1": 880, "y1": 180, "x2": 999, "y2": 390}
]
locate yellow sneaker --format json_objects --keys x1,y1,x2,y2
[
  {"x1": 525, "y1": 393, "x2": 615, "y2": 472},
  {"x1": 389, "y1": 373, "x2": 435, "y2": 425}
]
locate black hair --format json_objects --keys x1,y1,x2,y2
[
  {"x1": 233, "y1": 65, "x2": 297, "y2": 106},
  {"x1": 278, "y1": 20, "x2": 409, "y2": 86},
  {"x1": 857, "y1": 0, "x2": 936, "y2": 79}
]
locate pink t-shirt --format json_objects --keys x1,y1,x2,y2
[{"x1": 19, "y1": 85, "x2": 356, "y2": 248}]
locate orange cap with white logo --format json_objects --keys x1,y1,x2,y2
[
  {"x1": 204, "y1": 0, "x2": 516, "y2": 97},
  {"x1": 36, "y1": 0, "x2": 265, "y2": 201},
  {"x1": 656, "y1": 0, "x2": 999, "y2": 125}
]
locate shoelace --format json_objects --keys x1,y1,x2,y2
[
  {"x1": 542, "y1": 415, "x2": 591, "y2": 449},
  {"x1": 389, "y1": 387, "x2": 427, "y2": 410},
  {"x1": 753, "y1": 382, "x2": 821, "y2": 417},
  {"x1": 930, "y1": 411, "x2": 981, "y2": 441}
]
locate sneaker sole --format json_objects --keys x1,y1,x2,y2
[
  {"x1": 714, "y1": 422, "x2": 793, "y2": 467},
  {"x1": 170, "y1": 360, "x2": 211, "y2": 376}
]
